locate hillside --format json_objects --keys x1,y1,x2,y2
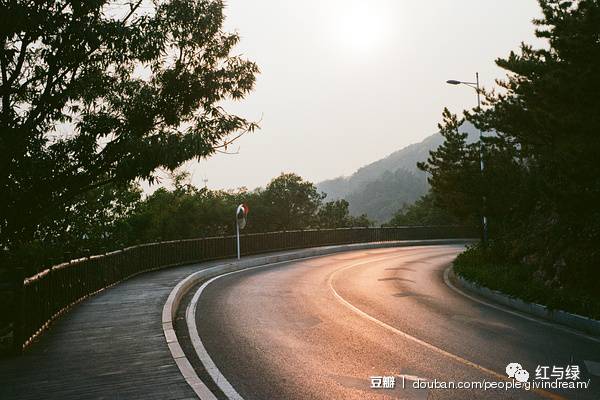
[{"x1": 317, "y1": 122, "x2": 481, "y2": 222}]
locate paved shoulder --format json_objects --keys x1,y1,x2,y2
[{"x1": 0, "y1": 262, "x2": 213, "y2": 400}]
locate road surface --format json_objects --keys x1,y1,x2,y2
[{"x1": 192, "y1": 245, "x2": 600, "y2": 399}]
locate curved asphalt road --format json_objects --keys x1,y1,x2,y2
[{"x1": 194, "y1": 245, "x2": 600, "y2": 399}]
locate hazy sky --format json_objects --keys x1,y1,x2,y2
[{"x1": 180, "y1": 0, "x2": 544, "y2": 191}]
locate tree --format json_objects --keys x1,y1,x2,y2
[
  {"x1": 468, "y1": 0, "x2": 600, "y2": 280},
  {"x1": 350, "y1": 214, "x2": 372, "y2": 228},
  {"x1": 417, "y1": 108, "x2": 481, "y2": 223},
  {"x1": 386, "y1": 192, "x2": 459, "y2": 227},
  {"x1": 317, "y1": 200, "x2": 351, "y2": 228},
  {"x1": 16, "y1": 181, "x2": 142, "y2": 275},
  {"x1": 260, "y1": 173, "x2": 324, "y2": 231},
  {"x1": 126, "y1": 186, "x2": 238, "y2": 242},
  {"x1": 416, "y1": 108, "x2": 530, "y2": 238},
  {"x1": 0, "y1": 0, "x2": 258, "y2": 257},
  {"x1": 124, "y1": 170, "x2": 245, "y2": 242},
  {"x1": 317, "y1": 199, "x2": 372, "y2": 228}
]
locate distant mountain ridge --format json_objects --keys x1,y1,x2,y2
[{"x1": 316, "y1": 122, "x2": 481, "y2": 222}]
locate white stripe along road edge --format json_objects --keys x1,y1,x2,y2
[
  {"x1": 164, "y1": 240, "x2": 470, "y2": 399},
  {"x1": 186, "y1": 253, "x2": 414, "y2": 400},
  {"x1": 188, "y1": 260, "x2": 299, "y2": 400},
  {"x1": 183, "y1": 246, "x2": 564, "y2": 400}
]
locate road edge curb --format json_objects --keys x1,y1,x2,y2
[
  {"x1": 447, "y1": 267, "x2": 600, "y2": 337},
  {"x1": 163, "y1": 239, "x2": 471, "y2": 399}
]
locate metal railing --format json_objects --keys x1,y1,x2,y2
[{"x1": 15, "y1": 226, "x2": 476, "y2": 352}]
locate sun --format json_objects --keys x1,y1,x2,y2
[{"x1": 333, "y1": 2, "x2": 392, "y2": 54}]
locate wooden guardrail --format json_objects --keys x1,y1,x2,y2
[{"x1": 6, "y1": 226, "x2": 477, "y2": 354}]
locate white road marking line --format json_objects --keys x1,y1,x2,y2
[
  {"x1": 189, "y1": 246, "x2": 564, "y2": 400},
  {"x1": 187, "y1": 252, "x2": 417, "y2": 400},
  {"x1": 443, "y1": 266, "x2": 600, "y2": 344},
  {"x1": 328, "y1": 260, "x2": 565, "y2": 400}
]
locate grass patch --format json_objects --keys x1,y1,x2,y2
[{"x1": 454, "y1": 244, "x2": 600, "y2": 320}]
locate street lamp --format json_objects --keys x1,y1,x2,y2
[{"x1": 447, "y1": 72, "x2": 488, "y2": 243}]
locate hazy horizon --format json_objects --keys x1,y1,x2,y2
[{"x1": 166, "y1": 0, "x2": 545, "y2": 192}]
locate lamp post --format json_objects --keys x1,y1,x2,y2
[{"x1": 447, "y1": 72, "x2": 488, "y2": 243}]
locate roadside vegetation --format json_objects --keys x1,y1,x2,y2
[
  {"x1": 407, "y1": 0, "x2": 600, "y2": 318},
  {"x1": 384, "y1": 193, "x2": 459, "y2": 227},
  {"x1": 3, "y1": 0, "x2": 598, "y2": 324},
  {"x1": 1, "y1": 0, "x2": 259, "y2": 274},
  {"x1": 0, "y1": 2, "x2": 372, "y2": 276},
  {"x1": 15, "y1": 172, "x2": 372, "y2": 276},
  {"x1": 454, "y1": 245, "x2": 600, "y2": 320}
]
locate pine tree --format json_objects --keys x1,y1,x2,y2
[
  {"x1": 467, "y1": 0, "x2": 600, "y2": 286},
  {"x1": 418, "y1": 108, "x2": 481, "y2": 223}
]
